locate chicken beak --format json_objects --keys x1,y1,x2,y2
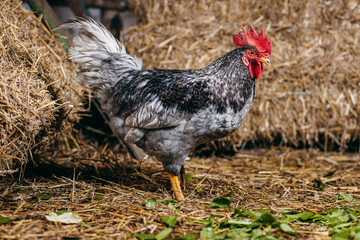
[{"x1": 259, "y1": 57, "x2": 270, "y2": 66}]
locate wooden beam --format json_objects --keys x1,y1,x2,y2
[
  {"x1": 27, "y1": 0, "x2": 69, "y2": 50},
  {"x1": 27, "y1": 0, "x2": 60, "y2": 28}
]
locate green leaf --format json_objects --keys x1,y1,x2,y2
[
  {"x1": 328, "y1": 209, "x2": 348, "y2": 218},
  {"x1": 219, "y1": 218, "x2": 256, "y2": 229},
  {"x1": 156, "y1": 228, "x2": 172, "y2": 240},
  {"x1": 233, "y1": 207, "x2": 270, "y2": 218},
  {"x1": 191, "y1": 214, "x2": 220, "y2": 227},
  {"x1": 226, "y1": 229, "x2": 247, "y2": 239},
  {"x1": 279, "y1": 223, "x2": 297, "y2": 235},
  {"x1": 256, "y1": 236, "x2": 279, "y2": 240},
  {"x1": 161, "y1": 216, "x2": 177, "y2": 227},
  {"x1": 353, "y1": 225, "x2": 360, "y2": 231},
  {"x1": 249, "y1": 228, "x2": 265, "y2": 237},
  {"x1": 0, "y1": 217, "x2": 11, "y2": 224},
  {"x1": 337, "y1": 214, "x2": 350, "y2": 223},
  {"x1": 328, "y1": 209, "x2": 351, "y2": 224},
  {"x1": 331, "y1": 229, "x2": 350, "y2": 240},
  {"x1": 299, "y1": 212, "x2": 314, "y2": 221},
  {"x1": 79, "y1": 221, "x2": 91, "y2": 227},
  {"x1": 172, "y1": 234, "x2": 197, "y2": 240},
  {"x1": 313, "y1": 179, "x2": 325, "y2": 190},
  {"x1": 144, "y1": 198, "x2": 157, "y2": 208},
  {"x1": 132, "y1": 234, "x2": 156, "y2": 240},
  {"x1": 95, "y1": 195, "x2": 105, "y2": 200},
  {"x1": 161, "y1": 199, "x2": 179, "y2": 213},
  {"x1": 16, "y1": 185, "x2": 28, "y2": 190},
  {"x1": 199, "y1": 227, "x2": 215, "y2": 239},
  {"x1": 132, "y1": 228, "x2": 172, "y2": 240},
  {"x1": 185, "y1": 175, "x2": 193, "y2": 181},
  {"x1": 100, "y1": 206, "x2": 107, "y2": 210},
  {"x1": 354, "y1": 232, "x2": 360, "y2": 240},
  {"x1": 232, "y1": 207, "x2": 256, "y2": 218},
  {"x1": 337, "y1": 193, "x2": 354, "y2": 202},
  {"x1": 210, "y1": 197, "x2": 232, "y2": 208},
  {"x1": 227, "y1": 218, "x2": 253, "y2": 226},
  {"x1": 327, "y1": 217, "x2": 349, "y2": 227},
  {"x1": 254, "y1": 209, "x2": 272, "y2": 217},
  {"x1": 332, "y1": 222, "x2": 356, "y2": 231},
  {"x1": 199, "y1": 227, "x2": 227, "y2": 239},
  {"x1": 55, "y1": 210, "x2": 71, "y2": 216},
  {"x1": 36, "y1": 194, "x2": 52, "y2": 200},
  {"x1": 283, "y1": 212, "x2": 314, "y2": 222},
  {"x1": 258, "y1": 212, "x2": 277, "y2": 226},
  {"x1": 232, "y1": 207, "x2": 245, "y2": 217},
  {"x1": 349, "y1": 212, "x2": 357, "y2": 221}
]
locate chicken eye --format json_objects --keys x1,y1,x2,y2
[{"x1": 249, "y1": 51, "x2": 255, "y2": 56}]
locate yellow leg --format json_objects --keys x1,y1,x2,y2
[{"x1": 168, "y1": 173, "x2": 185, "y2": 201}]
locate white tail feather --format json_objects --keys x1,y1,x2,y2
[{"x1": 56, "y1": 18, "x2": 142, "y2": 91}]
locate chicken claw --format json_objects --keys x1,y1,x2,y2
[{"x1": 169, "y1": 173, "x2": 185, "y2": 201}]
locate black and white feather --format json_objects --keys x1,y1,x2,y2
[
  {"x1": 58, "y1": 18, "x2": 256, "y2": 175},
  {"x1": 57, "y1": 18, "x2": 142, "y2": 93}
]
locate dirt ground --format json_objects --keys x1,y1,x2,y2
[{"x1": 0, "y1": 148, "x2": 359, "y2": 239}]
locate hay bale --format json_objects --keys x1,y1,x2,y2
[
  {"x1": 0, "y1": 0, "x2": 83, "y2": 175},
  {"x1": 123, "y1": 0, "x2": 360, "y2": 151}
]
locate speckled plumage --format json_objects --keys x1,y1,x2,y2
[{"x1": 58, "y1": 18, "x2": 258, "y2": 175}]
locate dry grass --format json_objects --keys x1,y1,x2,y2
[
  {"x1": 0, "y1": 0, "x2": 84, "y2": 174},
  {"x1": 1, "y1": 0, "x2": 359, "y2": 174},
  {"x1": 1, "y1": 1, "x2": 360, "y2": 239},
  {"x1": 124, "y1": 0, "x2": 360, "y2": 151},
  {"x1": 0, "y1": 147, "x2": 359, "y2": 239}
]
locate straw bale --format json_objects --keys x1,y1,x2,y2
[
  {"x1": 123, "y1": 0, "x2": 360, "y2": 151},
  {"x1": 0, "y1": 0, "x2": 83, "y2": 174}
]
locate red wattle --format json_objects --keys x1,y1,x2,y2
[{"x1": 248, "y1": 61, "x2": 264, "y2": 79}]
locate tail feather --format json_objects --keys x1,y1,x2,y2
[{"x1": 56, "y1": 18, "x2": 142, "y2": 91}]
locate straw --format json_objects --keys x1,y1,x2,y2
[{"x1": 0, "y1": 0, "x2": 84, "y2": 175}]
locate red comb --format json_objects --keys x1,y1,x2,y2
[{"x1": 233, "y1": 25, "x2": 271, "y2": 56}]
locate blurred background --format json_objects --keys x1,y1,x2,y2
[{"x1": 1, "y1": 0, "x2": 359, "y2": 173}]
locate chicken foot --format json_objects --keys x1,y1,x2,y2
[{"x1": 169, "y1": 173, "x2": 185, "y2": 201}]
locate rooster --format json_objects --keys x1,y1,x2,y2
[{"x1": 57, "y1": 19, "x2": 271, "y2": 200}]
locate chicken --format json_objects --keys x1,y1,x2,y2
[{"x1": 57, "y1": 19, "x2": 271, "y2": 200}]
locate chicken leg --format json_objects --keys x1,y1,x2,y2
[
  {"x1": 169, "y1": 173, "x2": 184, "y2": 201},
  {"x1": 180, "y1": 165, "x2": 186, "y2": 190}
]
